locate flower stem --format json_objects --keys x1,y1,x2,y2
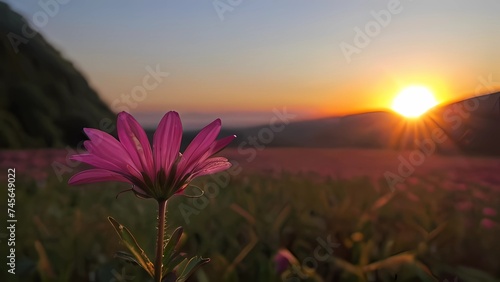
[{"x1": 155, "y1": 199, "x2": 167, "y2": 282}]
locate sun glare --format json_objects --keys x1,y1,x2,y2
[{"x1": 391, "y1": 86, "x2": 438, "y2": 118}]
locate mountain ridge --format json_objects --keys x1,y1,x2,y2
[
  {"x1": 198, "y1": 92, "x2": 500, "y2": 155},
  {"x1": 0, "y1": 2, "x2": 115, "y2": 148}
]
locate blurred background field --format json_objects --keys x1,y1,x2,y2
[{"x1": 1, "y1": 148, "x2": 499, "y2": 282}]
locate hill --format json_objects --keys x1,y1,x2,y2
[
  {"x1": 0, "y1": 2, "x2": 114, "y2": 148},
  {"x1": 225, "y1": 92, "x2": 500, "y2": 155}
]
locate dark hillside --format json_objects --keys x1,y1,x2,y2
[{"x1": 0, "y1": 2, "x2": 114, "y2": 148}]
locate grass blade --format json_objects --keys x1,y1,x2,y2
[
  {"x1": 176, "y1": 256, "x2": 211, "y2": 282},
  {"x1": 162, "y1": 226, "x2": 184, "y2": 277},
  {"x1": 108, "y1": 216, "x2": 155, "y2": 277}
]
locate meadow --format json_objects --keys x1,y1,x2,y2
[{"x1": 1, "y1": 148, "x2": 500, "y2": 282}]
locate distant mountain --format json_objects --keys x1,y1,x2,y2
[
  {"x1": 0, "y1": 2, "x2": 114, "y2": 148},
  {"x1": 427, "y1": 92, "x2": 500, "y2": 155},
  {"x1": 225, "y1": 92, "x2": 500, "y2": 155}
]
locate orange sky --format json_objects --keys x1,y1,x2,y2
[{"x1": 6, "y1": 1, "x2": 500, "y2": 127}]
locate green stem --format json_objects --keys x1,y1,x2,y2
[{"x1": 155, "y1": 199, "x2": 167, "y2": 282}]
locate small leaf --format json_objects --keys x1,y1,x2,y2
[
  {"x1": 162, "y1": 226, "x2": 183, "y2": 276},
  {"x1": 163, "y1": 227, "x2": 183, "y2": 266},
  {"x1": 174, "y1": 258, "x2": 189, "y2": 278},
  {"x1": 163, "y1": 253, "x2": 187, "y2": 277},
  {"x1": 414, "y1": 261, "x2": 439, "y2": 282},
  {"x1": 34, "y1": 240, "x2": 56, "y2": 280},
  {"x1": 114, "y1": 251, "x2": 140, "y2": 266},
  {"x1": 363, "y1": 252, "x2": 415, "y2": 272},
  {"x1": 108, "y1": 217, "x2": 155, "y2": 277},
  {"x1": 176, "y1": 256, "x2": 210, "y2": 282},
  {"x1": 272, "y1": 204, "x2": 291, "y2": 234}
]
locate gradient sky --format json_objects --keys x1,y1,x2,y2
[{"x1": 5, "y1": 0, "x2": 500, "y2": 128}]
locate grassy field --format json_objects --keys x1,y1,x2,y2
[{"x1": 1, "y1": 148, "x2": 500, "y2": 281}]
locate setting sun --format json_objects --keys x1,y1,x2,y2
[{"x1": 391, "y1": 86, "x2": 438, "y2": 118}]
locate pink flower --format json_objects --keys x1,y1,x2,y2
[
  {"x1": 480, "y1": 218, "x2": 496, "y2": 229},
  {"x1": 483, "y1": 207, "x2": 497, "y2": 217},
  {"x1": 68, "y1": 111, "x2": 235, "y2": 201},
  {"x1": 273, "y1": 248, "x2": 298, "y2": 274}
]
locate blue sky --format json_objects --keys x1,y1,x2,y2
[{"x1": 5, "y1": 0, "x2": 500, "y2": 128}]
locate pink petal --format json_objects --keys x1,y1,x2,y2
[
  {"x1": 483, "y1": 207, "x2": 497, "y2": 217},
  {"x1": 68, "y1": 169, "x2": 131, "y2": 185},
  {"x1": 117, "y1": 112, "x2": 155, "y2": 180},
  {"x1": 84, "y1": 128, "x2": 126, "y2": 154},
  {"x1": 177, "y1": 119, "x2": 221, "y2": 176},
  {"x1": 206, "y1": 135, "x2": 236, "y2": 157},
  {"x1": 194, "y1": 157, "x2": 228, "y2": 168},
  {"x1": 191, "y1": 157, "x2": 232, "y2": 178},
  {"x1": 83, "y1": 129, "x2": 137, "y2": 170},
  {"x1": 83, "y1": 141, "x2": 139, "y2": 175},
  {"x1": 153, "y1": 111, "x2": 182, "y2": 174},
  {"x1": 71, "y1": 154, "x2": 123, "y2": 173},
  {"x1": 481, "y1": 218, "x2": 496, "y2": 229},
  {"x1": 125, "y1": 164, "x2": 146, "y2": 181}
]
